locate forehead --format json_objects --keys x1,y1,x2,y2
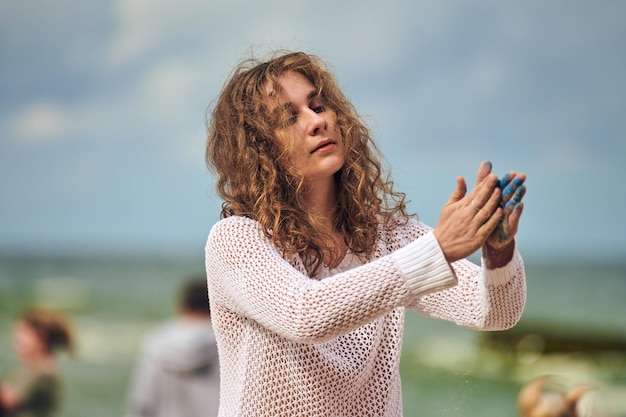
[
  {"x1": 265, "y1": 71, "x2": 316, "y2": 102},
  {"x1": 15, "y1": 320, "x2": 37, "y2": 335}
]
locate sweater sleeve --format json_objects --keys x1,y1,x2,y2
[
  {"x1": 204, "y1": 216, "x2": 457, "y2": 343},
  {"x1": 407, "y1": 223, "x2": 527, "y2": 331}
]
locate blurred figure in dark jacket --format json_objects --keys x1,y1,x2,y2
[
  {"x1": 0, "y1": 308, "x2": 75, "y2": 417},
  {"x1": 126, "y1": 279, "x2": 219, "y2": 417}
]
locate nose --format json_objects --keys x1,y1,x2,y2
[{"x1": 306, "y1": 109, "x2": 327, "y2": 136}]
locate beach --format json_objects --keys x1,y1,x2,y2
[{"x1": 1, "y1": 255, "x2": 624, "y2": 416}]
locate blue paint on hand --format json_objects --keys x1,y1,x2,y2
[
  {"x1": 498, "y1": 174, "x2": 526, "y2": 209},
  {"x1": 497, "y1": 173, "x2": 512, "y2": 190}
]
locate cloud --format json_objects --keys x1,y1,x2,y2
[
  {"x1": 137, "y1": 59, "x2": 207, "y2": 120},
  {"x1": 10, "y1": 100, "x2": 72, "y2": 143},
  {"x1": 104, "y1": 0, "x2": 211, "y2": 69}
]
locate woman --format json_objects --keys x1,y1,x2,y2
[
  {"x1": 204, "y1": 51, "x2": 527, "y2": 416},
  {"x1": 0, "y1": 309, "x2": 74, "y2": 417}
]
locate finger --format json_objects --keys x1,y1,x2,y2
[
  {"x1": 497, "y1": 201, "x2": 524, "y2": 242},
  {"x1": 497, "y1": 171, "x2": 515, "y2": 190},
  {"x1": 502, "y1": 176, "x2": 526, "y2": 205},
  {"x1": 470, "y1": 173, "x2": 499, "y2": 208},
  {"x1": 475, "y1": 160, "x2": 493, "y2": 185},
  {"x1": 471, "y1": 188, "x2": 502, "y2": 227},
  {"x1": 507, "y1": 202, "x2": 524, "y2": 230},
  {"x1": 504, "y1": 185, "x2": 526, "y2": 210},
  {"x1": 478, "y1": 207, "x2": 504, "y2": 240},
  {"x1": 492, "y1": 215, "x2": 513, "y2": 245},
  {"x1": 447, "y1": 176, "x2": 467, "y2": 205},
  {"x1": 483, "y1": 187, "x2": 503, "y2": 215}
]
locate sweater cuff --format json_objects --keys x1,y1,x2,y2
[
  {"x1": 392, "y1": 231, "x2": 457, "y2": 296},
  {"x1": 482, "y1": 241, "x2": 521, "y2": 286}
]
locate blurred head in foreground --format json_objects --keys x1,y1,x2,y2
[{"x1": 518, "y1": 376, "x2": 593, "y2": 417}]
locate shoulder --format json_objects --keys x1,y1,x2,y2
[
  {"x1": 207, "y1": 216, "x2": 264, "y2": 244},
  {"x1": 142, "y1": 321, "x2": 216, "y2": 362},
  {"x1": 36, "y1": 371, "x2": 60, "y2": 385},
  {"x1": 210, "y1": 215, "x2": 260, "y2": 232},
  {"x1": 29, "y1": 371, "x2": 61, "y2": 395},
  {"x1": 210, "y1": 216, "x2": 263, "y2": 233},
  {"x1": 206, "y1": 216, "x2": 279, "y2": 259}
]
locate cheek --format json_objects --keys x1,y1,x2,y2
[
  {"x1": 14, "y1": 327, "x2": 45, "y2": 355},
  {"x1": 272, "y1": 132, "x2": 300, "y2": 168},
  {"x1": 331, "y1": 115, "x2": 345, "y2": 143}
]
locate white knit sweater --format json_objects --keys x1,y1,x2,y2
[{"x1": 204, "y1": 216, "x2": 526, "y2": 417}]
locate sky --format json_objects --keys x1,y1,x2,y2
[{"x1": 1, "y1": 0, "x2": 625, "y2": 261}]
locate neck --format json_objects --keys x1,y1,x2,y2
[
  {"x1": 302, "y1": 177, "x2": 338, "y2": 222},
  {"x1": 302, "y1": 177, "x2": 349, "y2": 269},
  {"x1": 179, "y1": 311, "x2": 211, "y2": 323}
]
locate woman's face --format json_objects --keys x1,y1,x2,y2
[
  {"x1": 13, "y1": 320, "x2": 47, "y2": 361},
  {"x1": 267, "y1": 71, "x2": 345, "y2": 187}
]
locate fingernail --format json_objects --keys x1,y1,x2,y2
[{"x1": 484, "y1": 161, "x2": 492, "y2": 168}]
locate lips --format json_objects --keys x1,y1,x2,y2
[{"x1": 311, "y1": 139, "x2": 335, "y2": 153}]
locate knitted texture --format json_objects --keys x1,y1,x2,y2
[{"x1": 204, "y1": 216, "x2": 526, "y2": 417}]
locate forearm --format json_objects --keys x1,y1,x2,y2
[
  {"x1": 409, "y1": 246, "x2": 526, "y2": 330},
  {"x1": 480, "y1": 248, "x2": 526, "y2": 329}
]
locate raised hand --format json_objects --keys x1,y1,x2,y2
[{"x1": 433, "y1": 161, "x2": 503, "y2": 263}]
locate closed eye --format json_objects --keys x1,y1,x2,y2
[
  {"x1": 282, "y1": 106, "x2": 323, "y2": 127},
  {"x1": 273, "y1": 91, "x2": 325, "y2": 128}
]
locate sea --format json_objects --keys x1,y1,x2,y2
[{"x1": 1, "y1": 255, "x2": 624, "y2": 417}]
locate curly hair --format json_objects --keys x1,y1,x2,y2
[{"x1": 206, "y1": 51, "x2": 411, "y2": 272}]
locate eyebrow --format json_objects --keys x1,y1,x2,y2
[{"x1": 270, "y1": 89, "x2": 319, "y2": 120}]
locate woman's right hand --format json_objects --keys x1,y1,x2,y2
[{"x1": 433, "y1": 161, "x2": 503, "y2": 263}]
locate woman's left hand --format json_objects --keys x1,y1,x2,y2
[{"x1": 479, "y1": 167, "x2": 527, "y2": 268}]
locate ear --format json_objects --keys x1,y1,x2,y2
[{"x1": 518, "y1": 376, "x2": 551, "y2": 417}]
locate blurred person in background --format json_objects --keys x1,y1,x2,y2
[
  {"x1": 125, "y1": 278, "x2": 219, "y2": 417},
  {"x1": 0, "y1": 308, "x2": 75, "y2": 417},
  {"x1": 518, "y1": 376, "x2": 594, "y2": 417}
]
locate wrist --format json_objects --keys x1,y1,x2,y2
[{"x1": 483, "y1": 240, "x2": 515, "y2": 269}]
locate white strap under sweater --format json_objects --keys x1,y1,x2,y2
[{"x1": 204, "y1": 216, "x2": 526, "y2": 417}]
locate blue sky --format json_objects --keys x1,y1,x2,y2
[{"x1": 1, "y1": 0, "x2": 624, "y2": 260}]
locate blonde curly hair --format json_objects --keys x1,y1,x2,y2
[{"x1": 206, "y1": 51, "x2": 411, "y2": 272}]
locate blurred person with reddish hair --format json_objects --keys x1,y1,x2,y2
[{"x1": 0, "y1": 308, "x2": 74, "y2": 417}]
